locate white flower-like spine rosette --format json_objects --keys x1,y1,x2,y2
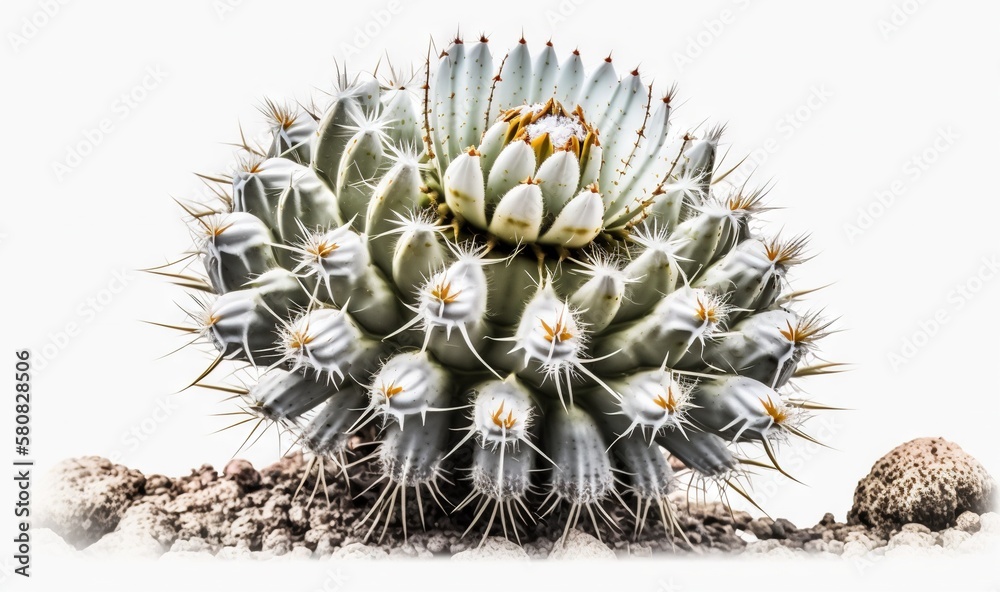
[
  {"x1": 366, "y1": 351, "x2": 450, "y2": 428},
  {"x1": 280, "y1": 308, "x2": 363, "y2": 380},
  {"x1": 511, "y1": 285, "x2": 617, "y2": 406},
  {"x1": 203, "y1": 289, "x2": 272, "y2": 361},
  {"x1": 614, "y1": 370, "x2": 694, "y2": 442}
]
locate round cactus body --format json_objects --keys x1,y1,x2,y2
[{"x1": 167, "y1": 36, "x2": 834, "y2": 544}]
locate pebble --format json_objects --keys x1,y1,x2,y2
[
  {"x1": 452, "y1": 537, "x2": 529, "y2": 560},
  {"x1": 548, "y1": 530, "x2": 616, "y2": 560},
  {"x1": 937, "y1": 528, "x2": 971, "y2": 549},
  {"x1": 955, "y1": 511, "x2": 981, "y2": 533}
]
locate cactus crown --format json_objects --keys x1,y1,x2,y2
[{"x1": 161, "y1": 35, "x2": 837, "y2": 545}]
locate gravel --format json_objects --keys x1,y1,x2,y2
[{"x1": 36, "y1": 451, "x2": 999, "y2": 560}]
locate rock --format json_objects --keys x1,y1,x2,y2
[
  {"x1": 731, "y1": 511, "x2": 753, "y2": 529},
  {"x1": 955, "y1": 511, "x2": 981, "y2": 533},
  {"x1": 331, "y1": 542, "x2": 388, "y2": 560},
  {"x1": 288, "y1": 505, "x2": 310, "y2": 531},
  {"x1": 115, "y1": 502, "x2": 177, "y2": 547},
  {"x1": 86, "y1": 530, "x2": 166, "y2": 559},
  {"x1": 899, "y1": 523, "x2": 931, "y2": 535},
  {"x1": 425, "y1": 533, "x2": 450, "y2": 554},
  {"x1": 223, "y1": 459, "x2": 261, "y2": 492},
  {"x1": 840, "y1": 540, "x2": 872, "y2": 559},
  {"x1": 388, "y1": 541, "x2": 432, "y2": 559},
  {"x1": 626, "y1": 544, "x2": 654, "y2": 558},
  {"x1": 736, "y1": 529, "x2": 757, "y2": 544},
  {"x1": 169, "y1": 537, "x2": 211, "y2": 553},
  {"x1": 145, "y1": 474, "x2": 172, "y2": 495},
  {"x1": 772, "y1": 518, "x2": 796, "y2": 539},
  {"x1": 843, "y1": 531, "x2": 878, "y2": 551},
  {"x1": 261, "y1": 528, "x2": 292, "y2": 555},
  {"x1": 37, "y1": 457, "x2": 146, "y2": 547},
  {"x1": 747, "y1": 517, "x2": 774, "y2": 540},
  {"x1": 849, "y1": 438, "x2": 996, "y2": 535},
  {"x1": 548, "y1": 530, "x2": 616, "y2": 560},
  {"x1": 937, "y1": 528, "x2": 971, "y2": 549},
  {"x1": 452, "y1": 537, "x2": 529, "y2": 560},
  {"x1": 887, "y1": 531, "x2": 935, "y2": 550}
]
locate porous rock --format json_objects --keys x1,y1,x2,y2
[
  {"x1": 37, "y1": 457, "x2": 146, "y2": 547},
  {"x1": 849, "y1": 438, "x2": 995, "y2": 535}
]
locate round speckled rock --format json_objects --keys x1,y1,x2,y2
[{"x1": 849, "y1": 438, "x2": 996, "y2": 535}]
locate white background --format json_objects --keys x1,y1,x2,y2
[{"x1": 2, "y1": 0, "x2": 999, "y2": 589}]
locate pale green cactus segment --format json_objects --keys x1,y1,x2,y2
[
  {"x1": 202, "y1": 212, "x2": 278, "y2": 293},
  {"x1": 247, "y1": 267, "x2": 312, "y2": 316},
  {"x1": 281, "y1": 307, "x2": 379, "y2": 382},
  {"x1": 335, "y1": 126, "x2": 386, "y2": 230},
  {"x1": 699, "y1": 308, "x2": 830, "y2": 388},
  {"x1": 302, "y1": 383, "x2": 368, "y2": 455},
  {"x1": 592, "y1": 286, "x2": 727, "y2": 373},
  {"x1": 203, "y1": 287, "x2": 278, "y2": 360},
  {"x1": 233, "y1": 158, "x2": 303, "y2": 229},
  {"x1": 263, "y1": 102, "x2": 318, "y2": 163},
  {"x1": 680, "y1": 125, "x2": 723, "y2": 190},
  {"x1": 536, "y1": 151, "x2": 581, "y2": 216},
  {"x1": 249, "y1": 368, "x2": 335, "y2": 422},
  {"x1": 477, "y1": 120, "x2": 508, "y2": 174},
  {"x1": 390, "y1": 224, "x2": 449, "y2": 301},
  {"x1": 553, "y1": 50, "x2": 584, "y2": 106},
  {"x1": 603, "y1": 417, "x2": 675, "y2": 501},
  {"x1": 365, "y1": 158, "x2": 424, "y2": 273},
  {"x1": 367, "y1": 350, "x2": 451, "y2": 428},
  {"x1": 489, "y1": 182, "x2": 544, "y2": 243},
  {"x1": 167, "y1": 36, "x2": 837, "y2": 545},
  {"x1": 380, "y1": 85, "x2": 422, "y2": 149},
  {"x1": 275, "y1": 169, "x2": 340, "y2": 269},
  {"x1": 530, "y1": 43, "x2": 559, "y2": 104},
  {"x1": 568, "y1": 255, "x2": 627, "y2": 333},
  {"x1": 693, "y1": 238, "x2": 781, "y2": 313},
  {"x1": 444, "y1": 149, "x2": 489, "y2": 228},
  {"x1": 455, "y1": 40, "x2": 494, "y2": 153},
  {"x1": 688, "y1": 375, "x2": 798, "y2": 443},
  {"x1": 340, "y1": 265, "x2": 403, "y2": 335},
  {"x1": 604, "y1": 97, "x2": 672, "y2": 220},
  {"x1": 656, "y1": 429, "x2": 736, "y2": 477},
  {"x1": 485, "y1": 142, "x2": 536, "y2": 209},
  {"x1": 546, "y1": 405, "x2": 613, "y2": 502},
  {"x1": 488, "y1": 40, "x2": 532, "y2": 124},
  {"x1": 612, "y1": 235, "x2": 682, "y2": 323},
  {"x1": 578, "y1": 58, "x2": 618, "y2": 128},
  {"x1": 378, "y1": 407, "x2": 451, "y2": 486},
  {"x1": 470, "y1": 442, "x2": 535, "y2": 501},
  {"x1": 312, "y1": 95, "x2": 361, "y2": 186},
  {"x1": 597, "y1": 71, "x2": 649, "y2": 198},
  {"x1": 671, "y1": 209, "x2": 734, "y2": 278}
]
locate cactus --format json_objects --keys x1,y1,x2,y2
[{"x1": 161, "y1": 35, "x2": 837, "y2": 546}]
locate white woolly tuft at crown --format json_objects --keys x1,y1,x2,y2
[{"x1": 157, "y1": 34, "x2": 841, "y2": 547}]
